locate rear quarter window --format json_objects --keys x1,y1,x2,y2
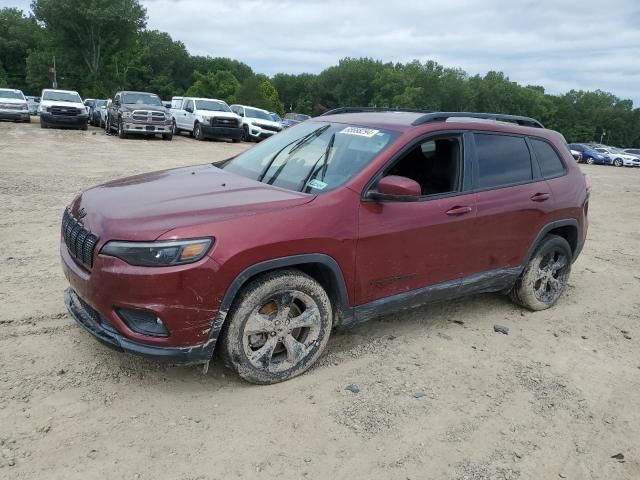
[
  {"x1": 530, "y1": 138, "x2": 566, "y2": 178},
  {"x1": 474, "y1": 134, "x2": 533, "y2": 189}
]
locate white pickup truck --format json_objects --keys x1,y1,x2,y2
[{"x1": 170, "y1": 96, "x2": 243, "y2": 142}]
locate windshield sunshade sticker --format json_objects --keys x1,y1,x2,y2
[
  {"x1": 306, "y1": 179, "x2": 328, "y2": 190},
  {"x1": 338, "y1": 126, "x2": 380, "y2": 137}
]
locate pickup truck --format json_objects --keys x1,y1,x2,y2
[
  {"x1": 170, "y1": 96, "x2": 243, "y2": 142},
  {"x1": 106, "y1": 91, "x2": 173, "y2": 140},
  {"x1": 39, "y1": 89, "x2": 88, "y2": 129}
]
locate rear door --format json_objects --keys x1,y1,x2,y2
[{"x1": 471, "y1": 133, "x2": 551, "y2": 273}]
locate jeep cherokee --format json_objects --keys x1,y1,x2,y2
[{"x1": 61, "y1": 109, "x2": 590, "y2": 384}]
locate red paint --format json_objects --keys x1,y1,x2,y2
[{"x1": 61, "y1": 114, "x2": 588, "y2": 349}]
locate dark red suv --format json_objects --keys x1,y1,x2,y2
[{"x1": 61, "y1": 109, "x2": 589, "y2": 383}]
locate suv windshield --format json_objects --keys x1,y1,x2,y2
[
  {"x1": 42, "y1": 91, "x2": 81, "y2": 102},
  {"x1": 220, "y1": 122, "x2": 398, "y2": 193},
  {"x1": 195, "y1": 100, "x2": 230, "y2": 112},
  {"x1": 121, "y1": 93, "x2": 162, "y2": 106},
  {"x1": 245, "y1": 107, "x2": 272, "y2": 121},
  {"x1": 0, "y1": 90, "x2": 24, "y2": 100}
]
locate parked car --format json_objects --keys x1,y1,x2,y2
[
  {"x1": 170, "y1": 96, "x2": 243, "y2": 142},
  {"x1": 623, "y1": 148, "x2": 640, "y2": 156},
  {"x1": 593, "y1": 147, "x2": 640, "y2": 167},
  {"x1": 567, "y1": 143, "x2": 610, "y2": 165},
  {"x1": 106, "y1": 91, "x2": 172, "y2": 140},
  {"x1": 39, "y1": 89, "x2": 88, "y2": 130},
  {"x1": 60, "y1": 110, "x2": 589, "y2": 384},
  {"x1": 230, "y1": 104, "x2": 282, "y2": 141},
  {"x1": 89, "y1": 99, "x2": 107, "y2": 127},
  {"x1": 25, "y1": 95, "x2": 40, "y2": 115},
  {"x1": 569, "y1": 149, "x2": 582, "y2": 162},
  {"x1": 0, "y1": 88, "x2": 30, "y2": 123}
]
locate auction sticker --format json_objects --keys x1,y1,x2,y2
[
  {"x1": 306, "y1": 179, "x2": 328, "y2": 190},
  {"x1": 339, "y1": 126, "x2": 380, "y2": 137}
]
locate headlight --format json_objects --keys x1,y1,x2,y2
[
  {"x1": 101, "y1": 238, "x2": 213, "y2": 267},
  {"x1": 121, "y1": 111, "x2": 131, "y2": 119}
]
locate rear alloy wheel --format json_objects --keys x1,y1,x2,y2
[
  {"x1": 510, "y1": 234, "x2": 572, "y2": 311},
  {"x1": 194, "y1": 122, "x2": 204, "y2": 140},
  {"x1": 221, "y1": 270, "x2": 332, "y2": 384},
  {"x1": 613, "y1": 158, "x2": 623, "y2": 167},
  {"x1": 586, "y1": 157, "x2": 595, "y2": 165}
]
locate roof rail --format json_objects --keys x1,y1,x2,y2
[
  {"x1": 320, "y1": 107, "x2": 433, "y2": 116},
  {"x1": 411, "y1": 112, "x2": 544, "y2": 128}
]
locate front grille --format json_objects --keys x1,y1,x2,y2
[
  {"x1": 211, "y1": 117, "x2": 238, "y2": 127},
  {"x1": 0, "y1": 103, "x2": 24, "y2": 110},
  {"x1": 51, "y1": 106, "x2": 80, "y2": 116},
  {"x1": 131, "y1": 110, "x2": 166, "y2": 122},
  {"x1": 258, "y1": 123, "x2": 280, "y2": 132},
  {"x1": 62, "y1": 209, "x2": 98, "y2": 268}
]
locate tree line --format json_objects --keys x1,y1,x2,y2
[{"x1": 1, "y1": 0, "x2": 638, "y2": 146}]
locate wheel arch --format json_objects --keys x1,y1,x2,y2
[
  {"x1": 525, "y1": 219, "x2": 579, "y2": 264},
  {"x1": 207, "y1": 254, "x2": 353, "y2": 353}
]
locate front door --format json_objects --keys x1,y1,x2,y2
[{"x1": 354, "y1": 134, "x2": 477, "y2": 305}]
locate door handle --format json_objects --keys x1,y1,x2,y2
[
  {"x1": 446, "y1": 206, "x2": 473, "y2": 216},
  {"x1": 531, "y1": 192, "x2": 551, "y2": 202}
]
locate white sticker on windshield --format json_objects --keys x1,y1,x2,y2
[
  {"x1": 306, "y1": 179, "x2": 328, "y2": 190},
  {"x1": 339, "y1": 126, "x2": 380, "y2": 137}
]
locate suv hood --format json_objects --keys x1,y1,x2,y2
[{"x1": 69, "y1": 164, "x2": 314, "y2": 241}]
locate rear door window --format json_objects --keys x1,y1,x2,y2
[
  {"x1": 474, "y1": 134, "x2": 533, "y2": 189},
  {"x1": 530, "y1": 138, "x2": 566, "y2": 178}
]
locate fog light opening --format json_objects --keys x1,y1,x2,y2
[{"x1": 117, "y1": 308, "x2": 169, "y2": 337}]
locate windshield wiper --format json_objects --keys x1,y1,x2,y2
[
  {"x1": 302, "y1": 132, "x2": 336, "y2": 192},
  {"x1": 288, "y1": 125, "x2": 330, "y2": 155}
]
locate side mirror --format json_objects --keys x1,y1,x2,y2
[
  {"x1": 238, "y1": 112, "x2": 244, "y2": 117},
  {"x1": 367, "y1": 175, "x2": 421, "y2": 201}
]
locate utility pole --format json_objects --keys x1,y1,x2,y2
[
  {"x1": 51, "y1": 56, "x2": 58, "y2": 89},
  {"x1": 600, "y1": 129, "x2": 606, "y2": 144}
]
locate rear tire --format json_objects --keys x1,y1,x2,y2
[
  {"x1": 220, "y1": 269, "x2": 333, "y2": 384},
  {"x1": 509, "y1": 234, "x2": 572, "y2": 311}
]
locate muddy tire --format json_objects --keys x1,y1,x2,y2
[
  {"x1": 220, "y1": 269, "x2": 332, "y2": 384},
  {"x1": 117, "y1": 118, "x2": 127, "y2": 139},
  {"x1": 510, "y1": 234, "x2": 572, "y2": 311}
]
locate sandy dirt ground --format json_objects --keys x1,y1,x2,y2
[{"x1": 1, "y1": 120, "x2": 639, "y2": 480}]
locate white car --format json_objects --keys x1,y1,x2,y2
[
  {"x1": 594, "y1": 147, "x2": 640, "y2": 167},
  {"x1": 230, "y1": 104, "x2": 283, "y2": 141},
  {"x1": 170, "y1": 96, "x2": 242, "y2": 142},
  {"x1": 39, "y1": 89, "x2": 88, "y2": 130},
  {"x1": 0, "y1": 88, "x2": 30, "y2": 123}
]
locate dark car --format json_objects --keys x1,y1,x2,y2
[
  {"x1": 61, "y1": 109, "x2": 589, "y2": 384},
  {"x1": 106, "y1": 91, "x2": 173, "y2": 140},
  {"x1": 89, "y1": 99, "x2": 107, "y2": 127},
  {"x1": 568, "y1": 143, "x2": 611, "y2": 165}
]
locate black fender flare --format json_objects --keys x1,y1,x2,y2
[
  {"x1": 523, "y1": 219, "x2": 580, "y2": 265},
  {"x1": 205, "y1": 254, "x2": 352, "y2": 353}
]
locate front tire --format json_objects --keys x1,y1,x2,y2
[
  {"x1": 586, "y1": 157, "x2": 594, "y2": 165},
  {"x1": 510, "y1": 234, "x2": 572, "y2": 311},
  {"x1": 117, "y1": 118, "x2": 127, "y2": 139},
  {"x1": 220, "y1": 270, "x2": 333, "y2": 384},
  {"x1": 194, "y1": 122, "x2": 204, "y2": 140},
  {"x1": 613, "y1": 158, "x2": 623, "y2": 167},
  {"x1": 40, "y1": 118, "x2": 47, "y2": 129},
  {"x1": 242, "y1": 125, "x2": 251, "y2": 142},
  {"x1": 162, "y1": 133, "x2": 173, "y2": 141}
]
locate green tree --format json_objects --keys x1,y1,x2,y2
[
  {"x1": 0, "y1": 8, "x2": 41, "y2": 91},
  {"x1": 185, "y1": 70, "x2": 240, "y2": 103},
  {"x1": 235, "y1": 75, "x2": 283, "y2": 115},
  {"x1": 32, "y1": 0, "x2": 147, "y2": 91}
]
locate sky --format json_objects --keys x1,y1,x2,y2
[{"x1": 4, "y1": 0, "x2": 640, "y2": 105}]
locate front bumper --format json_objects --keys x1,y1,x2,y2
[
  {"x1": 247, "y1": 124, "x2": 280, "y2": 140},
  {"x1": 41, "y1": 112, "x2": 88, "y2": 127},
  {"x1": 202, "y1": 125, "x2": 243, "y2": 140},
  {"x1": 0, "y1": 109, "x2": 30, "y2": 121},
  {"x1": 65, "y1": 288, "x2": 215, "y2": 363},
  {"x1": 123, "y1": 120, "x2": 172, "y2": 134}
]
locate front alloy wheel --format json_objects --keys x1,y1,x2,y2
[
  {"x1": 221, "y1": 270, "x2": 332, "y2": 384},
  {"x1": 194, "y1": 122, "x2": 204, "y2": 140},
  {"x1": 613, "y1": 158, "x2": 623, "y2": 167},
  {"x1": 586, "y1": 157, "x2": 595, "y2": 165}
]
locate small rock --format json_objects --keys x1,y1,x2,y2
[
  {"x1": 413, "y1": 391, "x2": 427, "y2": 399},
  {"x1": 451, "y1": 319, "x2": 465, "y2": 325},
  {"x1": 494, "y1": 324, "x2": 509, "y2": 335},
  {"x1": 345, "y1": 384, "x2": 360, "y2": 394},
  {"x1": 92, "y1": 132, "x2": 97, "y2": 135},
  {"x1": 559, "y1": 474, "x2": 567, "y2": 478},
  {"x1": 623, "y1": 334, "x2": 632, "y2": 340},
  {"x1": 553, "y1": 332, "x2": 560, "y2": 337},
  {"x1": 8, "y1": 458, "x2": 15, "y2": 467},
  {"x1": 581, "y1": 335, "x2": 588, "y2": 340},
  {"x1": 611, "y1": 453, "x2": 624, "y2": 460},
  {"x1": 58, "y1": 368, "x2": 66, "y2": 375}
]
